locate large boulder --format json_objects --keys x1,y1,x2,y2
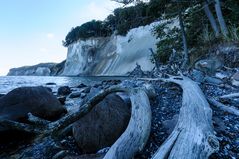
[
  {"x1": 72, "y1": 93, "x2": 131, "y2": 153},
  {"x1": 195, "y1": 57, "x2": 223, "y2": 75},
  {"x1": 0, "y1": 86, "x2": 66, "y2": 122}
]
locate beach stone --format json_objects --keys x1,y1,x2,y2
[
  {"x1": 58, "y1": 86, "x2": 72, "y2": 96},
  {"x1": 46, "y1": 82, "x2": 56, "y2": 85},
  {"x1": 77, "y1": 83, "x2": 87, "y2": 88},
  {"x1": 204, "y1": 76, "x2": 223, "y2": 85},
  {"x1": 191, "y1": 69, "x2": 205, "y2": 83},
  {"x1": 72, "y1": 93, "x2": 130, "y2": 153},
  {"x1": 195, "y1": 58, "x2": 223, "y2": 75},
  {"x1": 69, "y1": 92, "x2": 82, "y2": 99},
  {"x1": 82, "y1": 87, "x2": 91, "y2": 93},
  {"x1": 0, "y1": 86, "x2": 66, "y2": 122}
]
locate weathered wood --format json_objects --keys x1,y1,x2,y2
[
  {"x1": 27, "y1": 113, "x2": 51, "y2": 126},
  {"x1": 208, "y1": 98, "x2": 239, "y2": 116},
  {"x1": 220, "y1": 93, "x2": 239, "y2": 99},
  {"x1": 104, "y1": 89, "x2": 152, "y2": 159},
  {"x1": 0, "y1": 119, "x2": 41, "y2": 134},
  {"x1": 151, "y1": 75, "x2": 219, "y2": 159}
]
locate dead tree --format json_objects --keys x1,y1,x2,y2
[
  {"x1": 140, "y1": 75, "x2": 219, "y2": 159},
  {"x1": 104, "y1": 89, "x2": 151, "y2": 159},
  {"x1": 203, "y1": 1, "x2": 220, "y2": 37},
  {"x1": 208, "y1": 98, "x2": 239, "y2": 116}
]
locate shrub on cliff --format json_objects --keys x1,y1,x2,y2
[{"x1": 63, "y1": 20, "x2": 112, "y2": 47}]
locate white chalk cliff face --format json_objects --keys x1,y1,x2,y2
[{"x1": 62, "y1": 22, "x2": 159, "y2": 76}]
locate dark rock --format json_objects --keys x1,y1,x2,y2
[
  {"x1": 58, "y1": 96, "x2": 66, "y2": 105},
  {"x1": 82, "y1": 87, "x2": 91, "y2": 94},
  {"x1": 69, "y1": 92, "x2": 81, "y2": 99},
  {"x1": 204, "y1": 76, "x2": 223, "y2": 85},
  {"x1": 80, "y1": 93, "x2": 87, "y2": 99},
  {"x1": 0, "y1": 86, "x2": 67, "y2": 122},
  {"x1": 46, "y1": 82, "x2": 56, "y2": 85},
  {"x1": 195, "y1": 57, "x2": 223, "y2": 75},
  {"x1": 72, "y1": 94, "x2": 131, "y2": 153},
  {"x1": 81, "y1": 87, "x2": 101, "y2": 105},
  {"x1": 0, "y1": 94, "x2": 5, "y2": 98},
  {"x1": 58, "y1": 86, "x2": 72, "y2": 96},
  {"x1": 77, "y1": 83, "x2": 87, "y2": 88},
  {"x1": 93, "y1": 83, "x2": 101, "y2": 88},
  {"x1": 191, "y1": 69, "x2": 205, "y2": 83}
]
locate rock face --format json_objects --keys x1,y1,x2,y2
[
  {"x1": 0, "y1": 86, "x2": 66, "y2": 122},
  {"x1": 7, "y1": 61, "x2": 65, "y2": 76},
  {"x1": 72, "y1": 93, "x2": 131, "y2": 153},
  {"x1": 62, "y1": 22, "x2": 159, "y2": 76}
]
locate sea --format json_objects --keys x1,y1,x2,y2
[{"x1": 0, "y1": 76, "x2": 126, "y2": 94}]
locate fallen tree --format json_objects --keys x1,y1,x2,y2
[
  {"x1": 140, "y1": 75, "x2": 219, "y2": 159},
  {"x1": 208, "y1": 98, "x2": 239, "y2": 116},
  {"x1": 104, "y1": 89, "x2": 152, "y2": 159}
]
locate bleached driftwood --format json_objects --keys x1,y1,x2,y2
[
  {"x1": 220, "y1": 93, "x2": 239, "y2": 99},
  {"x1": 104, "y1": 89, "x2": 152, "y2": 159},
  {"x1": 0, "y1": 119, "x2": 41, "y2": 134},
  {"x1": 149, "y1": 75, "x2": 219, "y2": 159},
  {"x1": 27, "y1": 113, "x2": 51, "y2": 125},
  {"x1": 208, "y1": 98, "x2": 239, "y2": 116}
]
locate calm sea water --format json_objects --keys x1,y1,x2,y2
[{"x1": 0, "y1": 76, "x2": 126, "y2": 94}]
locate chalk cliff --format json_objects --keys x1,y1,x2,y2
[
  {"x1": 7, "y1": 61, "x2": 65, "y2": 76},
  {"x1": 61, "y1": 22, "x2": 159, "y2": 76}
]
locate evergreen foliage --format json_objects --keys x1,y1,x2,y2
[{"x1": 63, "y1": 1, "x2": 162, "y2": 46}]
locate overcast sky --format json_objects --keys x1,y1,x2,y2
[{"x1": 0, "y1": 0, "x2": 121, "y2": 75}]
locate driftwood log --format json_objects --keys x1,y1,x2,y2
[
  {"x1": 220, "y1": 93, "x2": 239, "y2": 99},
  {"x1": 208, "y1": 98, "x2": 239, "y2": 116},
  {"x1": 153, "y1": 75, "x2": 219, "y2": 159},
  {"x1": 104, "y1": 89, "x2": 152, "y2": 159},
  {"x1": 140, "y1": 75, "x2": 219, "y2": 159}
]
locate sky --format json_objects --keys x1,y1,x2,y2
[{"x1": 0, "y1": 0, "x2": 121, "y2": 75}]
